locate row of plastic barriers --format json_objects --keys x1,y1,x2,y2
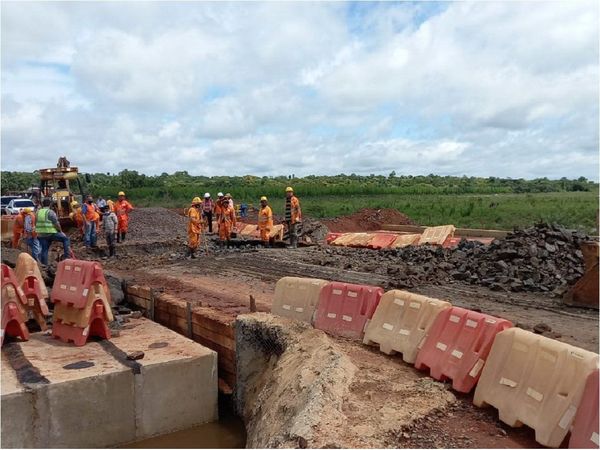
[
  {"x1": 271, "y1": 276, "x2": 599, "y2": 449},
  {"x1": 326, "y1": 225, "x2": 457, "y2": 249}
]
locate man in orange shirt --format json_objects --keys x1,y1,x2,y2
[
  {"x1": 82, "y1": 195, "x2": 100, "y2": 248},
  {"x1": 218, "y1": 198, "x2": 236, "y2": 249},
  {"x1": 115, "y1": 191, "x2": 134, "y2": 242},
  {"x1": 284, "y1": 186, "x2": 302, "y2": 248},
  {"x1": 257, "y1": 196, "x2": 273, "y2": 247},
  {"x1": 12, "y1": 209, "x2": 25, "y2": 248}
]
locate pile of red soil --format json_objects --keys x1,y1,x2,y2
[{"x1": 321, "y1": 208, "x2": 415, "y2": 233}]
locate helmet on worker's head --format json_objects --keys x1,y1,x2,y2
[
  {"x1": 22, "y1": 208, "x2": 32, "y2": 214},
  {"x1": 225, "y1": 193, "x2": 231, "y2": 198},
  {"x1": 118, "y1": 191, "x2": 125, "y2": 196},
  {"x1": 217, "y1": 192, "x2": 224, "y2": 197},
  {"x1": 71, "y1": 201, "x2": 79, "y2": 207},
  {"x1": 204, "y1": 193, "x2": 210, "y2": 198},
  {"x1": 285, "y1": 186, "x2": 293, "y2": 192},
  {"x1": 260, "y1": 196, "x2": 268, "y2": 202},
  {"x1": 192, "y1": 197, "x2": 202, "y2": 205}
]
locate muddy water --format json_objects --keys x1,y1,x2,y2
[{"x1": 122, "y1": 413, "x2": 246, "y2": 449}]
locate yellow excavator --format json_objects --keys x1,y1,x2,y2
[{"x1": 1, "y1": 157, "x2": 87, "y2": 241}]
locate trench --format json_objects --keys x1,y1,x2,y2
[{"x1": 121, "y1": 281, "x2": 248, "y2": 448}]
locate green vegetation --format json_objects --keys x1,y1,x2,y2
[{"x1": 2, "y1": 171, "x2": 598, "y2": 232}]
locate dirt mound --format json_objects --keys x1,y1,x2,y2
[
  {"x1": 322, "y1": 208, "x2": 414, "y2": 233},
  {"x1": 235, "y1": 313, "x2": 455, "y2": 448},
  {"x1": 126, "y1": 207, "x2": 188, "y2": 243}
]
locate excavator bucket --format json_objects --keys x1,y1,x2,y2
[{"x1": 564, "y1": 241, "x2": 599, "y2": 309}]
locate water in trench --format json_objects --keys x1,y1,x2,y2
[{"x1": 122, "y1": 399, "x2": 246, "y2": 448}]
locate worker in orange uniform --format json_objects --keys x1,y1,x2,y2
[
  {"x1": 12, "y1": 210, "x2": 24, "y2": 248},
  {"x1": 257, "y1": 196, "x2": 273, "y2": 247},
  {"x1": 284, "y1": 186, "x2": 302, "y2": 248},
  {"x1": 115, "y1": 191, "x2": 134, "y2": 242},
  {"x1": 186, "y1": 197, "x2": 203, "y2": 259},
  {"x1": 214, "y1": 192, "x2": 224, "y2": 234},
  {"x1": 69, "y1": 201, "x2": 85, "y2": 238},
  {"x1": 218, "y1": 198, "x2": 236, "y2": 249}
]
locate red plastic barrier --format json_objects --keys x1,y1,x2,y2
[
  {"x1": 325, "y1": 232, "x2": 344, "y2": 244},
  {"x1": 368, "y1": 233, "x2": 398, "y2": 250},
  {"x1": 52, "y1": 300, "x2": 111, "y2": 346},
  {"x1": 1, "y1": 302, "x2": 29, "y2": 345},
  {"x1": 21, "y1": 277, "x2": 50, "y2": 315},
  {"x1": 51, "y1": 259, "x2": 109, "y2": 308},
  {"x1": 1, "y1": 264, "x2": 27, "y2": 305},
  {"x1": 569, "y1": 369, "x2": 599, "y2": 449},
  {"x1": 314, "y1": 282, "x2": 383, "y2": 340},
  {"x1": 414, "y1": 306, "x2": 513, "y2": 393}
]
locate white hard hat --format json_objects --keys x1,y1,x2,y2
[
  {"x1": 204, "y1": 193, "x2": 210, "y2": 198},
  {"x1": 217, "y1": 192, "x2": 224, "y2": 197}
]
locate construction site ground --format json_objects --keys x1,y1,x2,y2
[{"x1": 3, "y1": 207, "x2": 598, "y2": 448}]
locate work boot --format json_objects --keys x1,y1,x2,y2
[
  {"x1": 190, "y1": 249, "x2": 196, "y2": 259},
  {"x1": 121, "y1": 232, "x2": 126, "y2": 242},
  {"x1": 219, "y1": 241, "x2": 225, "y2": 250}
]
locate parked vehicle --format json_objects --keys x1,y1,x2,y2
[
  {"x1": 5, "y1": 198, "x2": 35, "y2": 215},
  {"x1": 1, "y1": 196, "x2": 20, "y2": 215}
]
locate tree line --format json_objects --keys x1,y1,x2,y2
[{"x1": 1, "y1": 170, "x2": 597, "y2": 201}]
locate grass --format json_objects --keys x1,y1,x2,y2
[{"x1": 133, "y1": 191, "x2": 598, "y2": 234}]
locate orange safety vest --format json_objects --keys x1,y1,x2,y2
[{"x1": 83, "y1": 203, "x2": 99, "y2": 221}]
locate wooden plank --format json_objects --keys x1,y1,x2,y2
[
  {"x1": 192, "y1": 324, "x2": 236, "y2": 351},
  {"x1": 193, "y1": 334, "x2": 236, "y2": 362},
  {"x1": 191, "y1": 311, "x2": 235, "y2": 339}
]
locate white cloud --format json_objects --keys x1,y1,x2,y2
[{"x1": 1, "y1": 1, "x2": 598, "y2": 180}]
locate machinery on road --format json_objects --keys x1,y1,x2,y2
[{"x1": 1, "y1": 157, "x2": 88, "y2": 241}]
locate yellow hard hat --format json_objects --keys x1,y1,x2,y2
[
  {"x1": 118, "y1": 191, "x2": 125, "y2": 196},
  {"x1": 22, "y1": 208, "x2": 32, "y2": 213},
  {"x1": 260, "y1": 196, "x2": 267, "y2": 201},
  {"x1": 285, "y1": 186, "x2": 293, "y2": 192},
  {"x1": 192, "y1": 197, "x2": 202, "y2": 204}
]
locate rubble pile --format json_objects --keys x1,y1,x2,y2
[
  {"x1": 446, "y1": 223, "x2": 590, "y2": 294},
  {"x1": 321, "y1": 208, "x2": 415, "y2": 233},
  {"x1": 305, "y1": 223, "x2": 592, "y2": 294}
]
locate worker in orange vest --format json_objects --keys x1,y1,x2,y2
[
  {"x1": 257, "y1": 196, "x2": 273, "y2": 247},
  {"x1": 214, "y1": 192, "x2": 224, "y2": 234},
  {"x1": 186, "y1": 197, "x2": 203, "y2": 259},
  {"x1": 82, "y1": 195, "x2": 100, "y2": 248},
  {"x1": 12, "y1": 210, "x2": 25, "y2": 248},
  {"x1": 284, "y1": 186, "x2": 302, "y2": 248},
  {"x1": 115, "y1": 191, "x2": 134, "y2": 242},
  {"x1": 12, "y1": 208, "x2": 36, "y2": 249},
  {"x1": 69, "y1": 201, "x2": 85, "y2": 238},
  {"x1": 218, "y1": 197, "x2": 236, "y2": 249}
]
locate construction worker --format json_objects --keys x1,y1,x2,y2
[
  {"x1": 115, "y1": 191, "x2": 134, "y2": 242},
  {"x1": 202, "y1": 193, "x2": 214, "y2": 233},
  {"x1": 257, "y1": 196, "x2": 273, "y2": 246},
  {"x1": 214, "y1": 192, "x2": 225, "y2": 234},
  {"x1": 186, "y1": 197, "x2": 203, "y2": 258},
  {"x1": 218, "y1": 197, "x2": 236, "y2": 249},
  {"x1": 69, "y1": 201, "x2": 85, "y2": 238},
  {"x1": 36, "y1": 199, "x2": 71, "y2": 265},
  {"x1": 22, "y1": 207, "x2": 40, "y2": 261},
  {"x1": 225, "y1": 193, "x2": 234, "y2": 209},
  {"x1": 284, "y1": 186, "x2": 302, "y2": 248},
  {"x1": 82, "y1": 195, "x2": 100, "y2": 248},
  {"x1": 100, "y1": 205, "x2": 118, "y2": 258},
  {"x1": 12, "y1": 209, "x2": 25, "y2": 248}
]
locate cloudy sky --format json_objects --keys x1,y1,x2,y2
[{"x1": 1, "y1": 1, "x2": 598, "y2": 179}]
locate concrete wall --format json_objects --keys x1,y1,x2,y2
[
  {"x1": 1, "y1": 318, "x2": 218, "y2": 448},
  {"x1": 126, "y1": 284, "x2": 236, "y2": 390}
]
